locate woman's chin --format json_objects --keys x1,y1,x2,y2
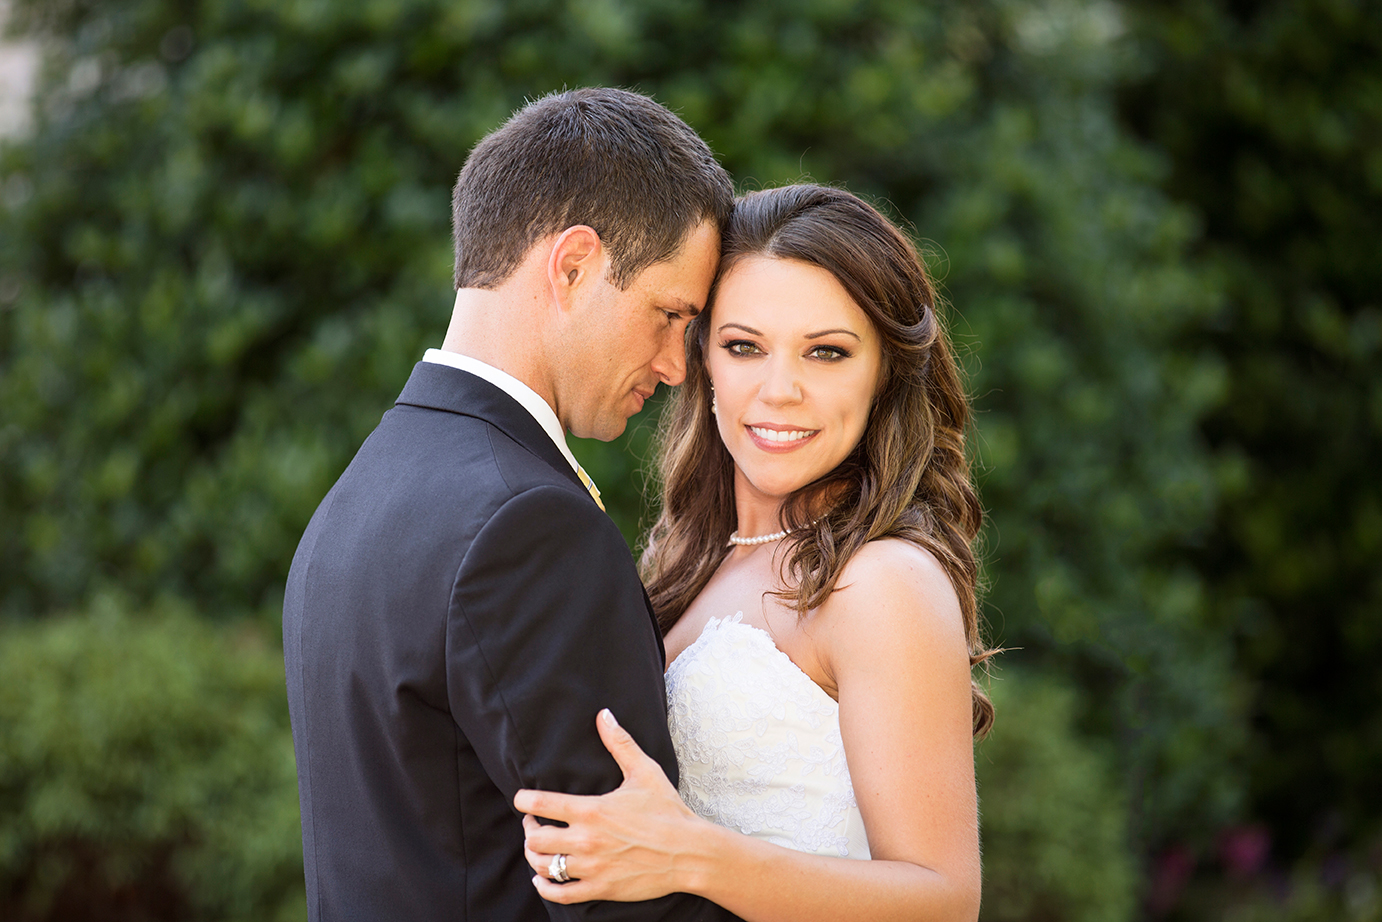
[{"x1": 738, "y1": 473, "x2": 816, "y2": 504}]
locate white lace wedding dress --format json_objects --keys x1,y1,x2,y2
[{"x1": 666, "y1": 613, "x2": 870, "y2": 859}]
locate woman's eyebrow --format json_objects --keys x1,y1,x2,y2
[
  {"x1": 716, "y1": 323, "x2": 862, "y2": 342},
  {"x1": 804, "y1": 328, "x2": 862, "y2": 341}
]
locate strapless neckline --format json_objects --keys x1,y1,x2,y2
[
  {"x1": 665, "y1": 612, "x2": 871, "y2": 859},
  {"x1": 670, "y1": 613, "x2": 835, "y2": 703}
]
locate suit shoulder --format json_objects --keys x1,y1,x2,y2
[
  {"x1": 479, "y1": 424, "x2": 586, "y2": 498},
  {"x1": 378, "y1": 406, "x2": 585, "y2": 511},
  {"x1": 475, "y1": 480, "x2": 626, "y2": 558}
]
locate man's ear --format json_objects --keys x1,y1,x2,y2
[{"x1": 547, "y1": 225, "x2": 604, "y2": 311}]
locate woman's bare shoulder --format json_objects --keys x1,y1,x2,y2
[
  {"x1": 833, "y1": 538, "x2": 960, "y2": 614},
  {"x1": 817, "y1": 538, "x2": 967, "y2": 664}
]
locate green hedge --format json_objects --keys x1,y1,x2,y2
[
  {"x1": 0, "y1": 0, "x2": 1238, "y2": 859},
  {"x1": 1119, "y1": 0, "x2": 1382, "y2": 865},
  {"x1": 977, "y1": 667, "x2": 1136, "y2": 922},
  {"x1": 0, "y1": 606, "x2": 1137, "y2": 921},
  {"x1": 0, "y1": 599, "x2": 303, "y2": 921}
]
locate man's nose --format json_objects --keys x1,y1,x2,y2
[{"x1": 652, "y1": 329, "x2": 687, "y2": 386}]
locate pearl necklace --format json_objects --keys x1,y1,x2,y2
[{"x1": 727, "y1": 528, "x2": 789, "y2": 546}]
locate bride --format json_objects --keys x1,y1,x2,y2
[{"x1": 515, "y1": 184, "x2": 995, "y2": 921}]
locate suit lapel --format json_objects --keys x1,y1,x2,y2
[
  {"x1": 395, "y1": 361, "x2": 667, "y2": 656},
  {"x1": 394, "y1": 362, "x2": 585, "y2": 494}
]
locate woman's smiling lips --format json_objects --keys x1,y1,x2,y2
[{"x1": 746, "y1": 423, "x2": 820, "y2": 452}]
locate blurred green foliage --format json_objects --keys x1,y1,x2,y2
[
  {"x1": 0, "y1": 0, "x2": 1235, "y2": 851},
  {"x1": 0, "y1": 603, "x2": 1135, "y2": 922},
  {"x1": 1, "y1": 0, "x2": 1376, "y2": 918},
  {"x1": 1120, "y1": 0, "x2": 1382, "y2": 873},
  {"x1": 0, "y1": 597, "x2": 303, "y2": 921},
  {"x1": 1177, "y1": 856, "x2": 1382, "y2": 922},
  {"x1": 977, "y1": 667, "x2": 1137, "y2": 922}
]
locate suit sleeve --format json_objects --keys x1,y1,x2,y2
[{"x1": 446, "y1": 484, "x2": 734, "y2": 922}]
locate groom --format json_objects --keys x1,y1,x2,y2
[{"x1": 283, "y1": 89, "x2": 737, "y2": 921}]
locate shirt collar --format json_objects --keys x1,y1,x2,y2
[{"x1": 421, "y1": 347, "x2": 580, "y2": 476}]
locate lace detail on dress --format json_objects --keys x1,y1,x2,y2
[{"x1": 666, "y1": 613, "x2": 870, "y2": 859}]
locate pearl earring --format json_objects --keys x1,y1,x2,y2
[{"x1": 710, "y1": 388, "x2": 718, "y2": 415}]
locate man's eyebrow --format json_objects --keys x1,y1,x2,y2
[{"x1": 671, "y1": 299, "x2": 701, "y2": 317}]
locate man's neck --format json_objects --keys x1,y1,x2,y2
[{"x1": 442, "y1": 287, "x2": 558, "y2": 415}]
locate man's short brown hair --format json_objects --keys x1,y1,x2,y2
[{"x1": 451, "y1": 88, "x2": 734, "y2": 291}]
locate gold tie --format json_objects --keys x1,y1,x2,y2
[{"x1": 576, "y1": 463, "x2": 606, "y2": 512}]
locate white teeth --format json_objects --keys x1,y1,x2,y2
[{"x1": 750, "y1": 426, "x2": 815, "y2": 443}]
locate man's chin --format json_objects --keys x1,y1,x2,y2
[{"x1": 572, "y1": 417, "x2": 630, "y2": 443}]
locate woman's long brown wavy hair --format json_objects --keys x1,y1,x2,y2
[{"x1": 641, "y1": 184, "x2": 996, "y2": 738}]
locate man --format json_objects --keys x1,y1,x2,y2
[{"x1": 283, "y1": 88, "x2": 738, "y2": 921}]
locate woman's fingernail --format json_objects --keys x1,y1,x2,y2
[{"x1": 600, "y1": 708, "x2": 619, "y2": 728}]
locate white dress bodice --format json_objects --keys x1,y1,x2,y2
[{"x1": 666, "y1": 613, "x2": 870, "y2": 859}]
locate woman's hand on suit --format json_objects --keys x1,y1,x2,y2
[{"x1": 513, "y1": 708, "x2": 712, "y2": 904}]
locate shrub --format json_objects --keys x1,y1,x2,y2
[
  {"x1": 0, "y1": 0, "x2": 1236, "y2": 851},
  {"x1": 978, "y1": 666, "x2": 1137, "y2": 922},
  {"x1": 0, "y1": 597, "x2": 304, "y2": 921}
]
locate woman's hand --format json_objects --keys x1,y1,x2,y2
[{"x1": 513, "y1": 708, "x2": 707, "y2": 904}]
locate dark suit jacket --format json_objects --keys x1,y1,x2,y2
[{"x1": 284, "y1": 362, "x2": 734, "y2": 921}]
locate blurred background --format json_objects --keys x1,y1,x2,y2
[{"x1": 0, "y1": 0, "x2": 1377, "y2": 919}]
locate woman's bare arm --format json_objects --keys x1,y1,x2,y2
[{"x1": 514, "y1": 540, "x2": 981, "y2": 922}]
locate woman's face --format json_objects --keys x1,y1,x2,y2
[{"x1": 707, "y1": 255, "x2": 884, "y2": 506}]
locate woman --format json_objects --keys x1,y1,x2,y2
[{"x1": 514, "y1": 184, "x2": 995, "y2": 921}]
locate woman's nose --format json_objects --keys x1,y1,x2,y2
[{"x1": 758, "y1": 357, "x2": 803, "y2": 405}]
